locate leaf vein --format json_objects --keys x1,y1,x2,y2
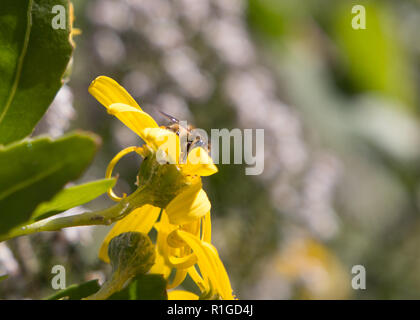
[
  {"x1": 0, "y1": 163, "x2": 62, "y2": 201},
  {"x1": 0, "y1": 0, "x2": 33, "y2": 126}
]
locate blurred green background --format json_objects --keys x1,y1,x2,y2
[{"x1": 3, "y1": 0, "x2": 420, "y2": 299}]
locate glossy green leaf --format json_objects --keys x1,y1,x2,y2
[
  {"x1": 31, "y1": 178, "x2": 116, "y2": 221},
  {"x1": 108, "y1": 274, "x2": 168, "y2": 300},
  {"x1": 0, "y1": 0, "x2": 74, "y2": 145},
  {"x1": 0, "y1": 132, "x2": 99, "y2": 235},
  {"x1": 46, "y1": 279, "x2": 100, "y2": 300}
]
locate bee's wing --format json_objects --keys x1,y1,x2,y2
[{"x1": 158, "y1": 110, "x2": 179, "y2": 124}]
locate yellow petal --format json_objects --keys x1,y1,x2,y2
[
  {"x1": 98, "y1": 205, "x2": 161, "y2": 263},
  {"x1": 176, "y1": 230, "x2": 234, "y2": 300},
  {"x1": 202, "y1": 241, "x2": 235, "y2": 299},
  {"x1": 181, "y1": 147, "x2": 218, "y2": 176},
  {"x1": 167, "y1": 268, "x2": 188, "y2": 290},
  {"x1": 167, "y1": 252, "x2": 197, "y2": 269},
  {"x1": 181, "y1": 218, "x2": 201, "y2": 239},
  {"x1": 202, "y1": 211, "x2": 212, "y2": 243},
  {"x1": 150, "y1": 211, "x2": 176, "y2": 277},
  {"x1": 165, "y1": 182, "x2": 211, "y2": 225},
  {"x1": 167, "y1": 290, "x2": 199, "y2": 300},
  {"x1": 107, "y1": 103, "x2": 159, "y2": 140},
  {"x1": 149, "y1": 248, "x2": 172, "y2": 278},
  {"x1": 188, "y1": 265, "x2": 209, "y2": 293},
  {"x1": 89, "y1": 76, "x2": 142, "y2": 110},
  {"x1": 143, "y1": 127, "x2": 180, "y2": 163}
]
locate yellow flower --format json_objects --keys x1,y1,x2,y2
[
  {"x1": 276, "y1": 238, "x2": 350, "y2": 299},
  {"x1": 89, "y1": 76, "x2": 234, "y2": 300}
]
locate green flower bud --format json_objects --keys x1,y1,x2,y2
[
  {"x1": 108, "y1": 231, "x2": 155, "y2": 276},
  {"x1": 85, "y1": 232, "x2": 155, "y2": 300}
]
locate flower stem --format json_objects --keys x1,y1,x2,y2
[
  {"x1": 0, "y1": 186, "x2": 151, "y2": 242},
  {"x1": 83, "y1": 272, "x2": 126, "y2": 300}
]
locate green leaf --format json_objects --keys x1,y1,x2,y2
[
  {"x1": 0, "y1": 132, "x2": 99, "y2": 235},
  {"x1": 332, "y1": 1, "x2": 416, "y2": 111},
  {"x1": 0, "y1": 274, "x2": 8, "y2": 282},
  {"x1": 0, "y1": 0, "x2": 74, "y2": 145},
  {"x1": 108, "y1": 274, "x2": 168, "y2": 300},
  {"x1": 31, "y1": 178, "x2": 116, "y2": 221},
  {"x1": 46, "y1": 279, "x2": 100, "y2": 300},
  {"x1": 247, "y1": 0, "x2": 287, "y2": 39},
  {"x1": 129, "y1": 274, "x2": 167, "y2": 300}
]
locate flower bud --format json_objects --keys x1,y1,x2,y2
[
  {"x1": 108, "y1": 231, "x2": 155, "y2": 276},
  {"x1": 85, "y1": 232, "x2": 155, "y2": 300}
]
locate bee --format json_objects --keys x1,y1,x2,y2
[{"x1": 158, "y1": 111, "x2": 210, "y2": 161}]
